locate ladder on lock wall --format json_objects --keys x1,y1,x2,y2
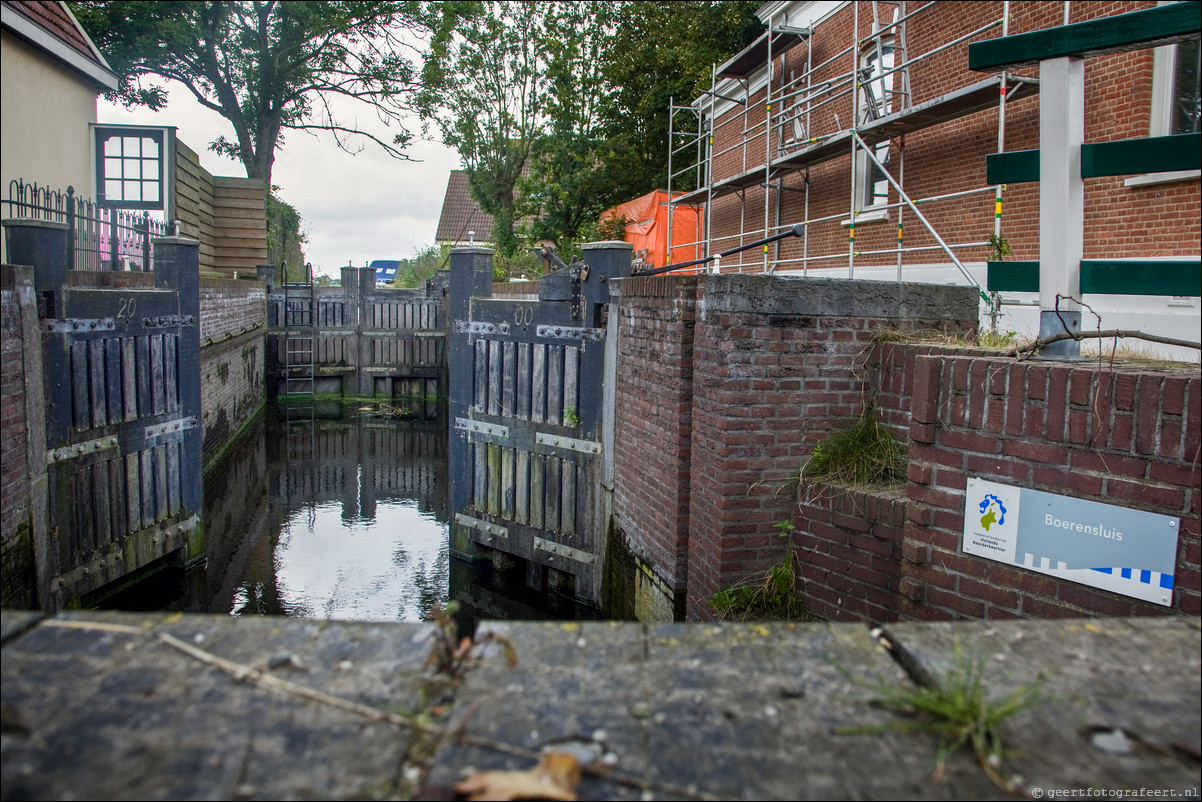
[{"x1": 282, "y1": 262, "x2": 316, "y2": 421}]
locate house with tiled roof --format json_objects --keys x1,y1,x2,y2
[
  {"x1": 434, "y1": 170, "x2": 495, "y2": 250},
  {"x1": 1, "y1": 1, "x2": 118, "y2": 204}
]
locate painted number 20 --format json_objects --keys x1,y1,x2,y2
[{"x1": 117, "y1": 296, "x2": 137, "y2": 319}]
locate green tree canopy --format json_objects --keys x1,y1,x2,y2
[
  {"x1": 420, "y1": 1, "x2": 762, "y2": 256},
  {"x1": 71, "y1": 0, "x2": 444, "y2": 187}
]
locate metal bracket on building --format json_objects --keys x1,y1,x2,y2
[
  {"x1": 534, "y1": 537, "x2": 595, "y2": 565},
  {"x1": 144, "y1": 416, "x2": 197, "y2": 445},
  {"x1": 454, "y1": 418, "x2": 511, "y2": 446},
  {"x1": 535, "y1": 325, "x2": 604, "y2": 341},
  {"x1": 535, "y1": 432, "x2": 601, "y2": 454},
  {"x1": 43, "y1": 318, "x2": 115, "y2": 333},
  {"x1": 455, "y1": 513, "x2": 509, "y2": 539},
  {"x1": 143, "y1": 315, "x2": 196, "y2": 329},
  {"x1": 455, "y1": 320, "x2": 511, "y2": 336},
  {"x1": 46, "y1": 434, "x2": 119, "y2": 464},
  {"x1": 166, "y1": 515, "x2": 201, "y2": 536}
]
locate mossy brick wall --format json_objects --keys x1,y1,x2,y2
[
  {"x1": 199, "y1": 278, "x2": 266, "y2": 465},
  {"x1": 609, "y1": 273, "x2": 977, "y2": 621},
  {"x1": 1, "y1": 265, "x2": 38, "y2": 608},
  {"x1": 611, "y1": 276, "x2": 700, "y2": 619}
]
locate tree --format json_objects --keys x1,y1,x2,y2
[
  {"x1": 391, "y1": 243, "x2": 442, "y2": 288},
  {"x1": 596, "y1": 2, "x2": 763, "y2": 199},
  {"x1": 517, "y1": 1, "x2": 615, "y2": 251},
  {"x1": 421, "y1": 1, "x2": 762, "y2": 256},
  {"x1": 420, "y1": 1, "x2": 546, "y2": 255},
  {"x1": 71, "y1": 1, "x2": 441, "y2": 188},
  {"x1": 266, "y1": 192, "x2": 308, "y2": 280}
]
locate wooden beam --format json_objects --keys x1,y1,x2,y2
[{"x1": 1081, "y1": 133, "x2": 1202, "y2": 177}]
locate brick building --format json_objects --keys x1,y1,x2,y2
[{"x1": 669, "y1": 0, "x2": 1200, "y2": 353}]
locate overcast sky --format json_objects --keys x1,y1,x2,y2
[{"x1": 98, "y1": 91, "x2": 461, "y2": 278}]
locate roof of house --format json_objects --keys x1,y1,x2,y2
[
  {"x1": 1, "y1": 1, "x2": 117, "y2": 90},
  {"x1": 434, "y1": 170, "x2": 495, "y2": 246}
]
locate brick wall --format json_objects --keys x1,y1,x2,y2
[
  {"x1": 200, "y1": 277, "x2": 265, "y2": 345},
  {"x1": 610, "y1": 272, "x2": 1198, "y2": 623},
  {"x1": 898, "y1": 349, "x2": 1201, "y2": 620},
  {"x1": 199, "y1": 278, "x2": 266, "y2": 466},
  {"x1": 609, "y1": 273, "x2": 977, "y2": 620},
  {"x1": 611, "y1": 275, "x2": 700, "y2": 619},
  {"x1": 1, "y1": 265, "x2": 40, "y2": 608}
]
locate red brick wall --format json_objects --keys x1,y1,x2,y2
[
  {"x1": 610, "y1": 273, "x2": 978, "y2": 620},
  {"x1": 611, "y1": 276, "x2": 700, "y2": 611},
  {"x1": 704, "y1": 1, "x2": 1199, "y2": 273},
  {"x1": 611, "y1": 272, "x2": 1199, "y2": 622},
  {"x1": 900, "y1": 351, "x2": 1200, "y2": 619}
]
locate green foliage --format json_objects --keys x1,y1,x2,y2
[
  {"x1": 421, "y1": 1, "x2": 763, "y2": 253},
  {"x1": 562, "y1": 406, "x2": 580, "y2": 427},
  {"x1": 975, "y1": 329, "x2": 1021, "y2": 350},
  {"x1": 710, "y1": 521, "x2": 808, "y2": 622},
  {"x1": 799, "y1": 407, "x2": 907, "y2": 487},
  {"x1": 987, "y1": 233, "x2": 1013, "y2": 262},
  {"x1": 391, "y1": 244, "x2": 443, "y2": 288},
  {"x1": 72, "y1": 1, "x2": 444, "y2": 186},
  {"x1": 266, "y1": 192, "x2": 307, "y2": 279},
  {"x1": 421, "y1": 1, "x2": 546, "y2": 255},
  {"x1": 840, "y1": 640, "x2": 1044, "y2": 792}
]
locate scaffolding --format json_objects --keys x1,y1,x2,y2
[{"x1": 666, "y1": 0, "x2": 1033, "y2": 303}]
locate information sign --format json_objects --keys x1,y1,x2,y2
[{"x1": 963, "y1": 478, "x2": 1180, "y2": 606}]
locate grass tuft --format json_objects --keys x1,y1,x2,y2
[
  {"x1": 799, "y1": 406, "x2": 906, "y2": 487},
  {"x1": 840, "y1": 639, "x2": 1044, "y2": 793}
]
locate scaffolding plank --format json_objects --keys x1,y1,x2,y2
[
  {"x1": 681, "y1": 76, "x2": 1037, "y2": 205},
  {"x1": 969, "y1": 3, "x2": 1201, "y2": 72}
]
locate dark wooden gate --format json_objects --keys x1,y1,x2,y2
[
  {"x1": 447, "y1": 243, "x2": 630, "y2": 604},
  {"x1": 6, "y1": 221, "x2": 202, "y2": 610}
]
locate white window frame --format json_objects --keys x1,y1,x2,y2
[
  {"x1": 1129, "y1": 4, "x2": 1200, "y2": 187},
  {"x1": 852, "y1": 35, "x2": 895, "y2": 219}
]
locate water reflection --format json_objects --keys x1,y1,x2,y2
[
  {"x1": 207, "y1": 410, "x2": 450, "y2": 622},
  {"x1": 198, "y1": 403, "x2": 601, "y2": 630}
]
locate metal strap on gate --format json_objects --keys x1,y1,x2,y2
[{"x1": 46, "y1": 434, "x2": 119, "y2": 464}]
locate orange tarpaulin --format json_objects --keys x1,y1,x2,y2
[{"x1": 602, "y1": 190, "x2": 704, "y2": 273}]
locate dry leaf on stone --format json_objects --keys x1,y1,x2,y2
[{"x1": 454, "y1": 751, "x2": 582, "y2": 801}]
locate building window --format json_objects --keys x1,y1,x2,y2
[
  {"x1": 856, "y1": 39, "x2": 894, "y2": 211},
  {"x1": 1169, "y1": 37, "x2": 1200, "y2": 134},
  {"x1": 1151, "y1": 32, "x2": 1201, "y2": 137},
  {"x1": 95, "y1": 128, "x2": 164, "y2": 209}
]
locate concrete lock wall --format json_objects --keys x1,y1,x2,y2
[
  {"x1": 607, "y1": 272, "x2": 1199, "y2": 623},
  {"x1": 199, "y1": 276, "x2": 266, "y2": 468}
]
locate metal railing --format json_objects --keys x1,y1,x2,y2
[{"x1": 4, "y1": 179, "x2": 167, "y2": 271}]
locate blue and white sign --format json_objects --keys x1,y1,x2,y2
[{"x1": 963, "y1": 478, "x2": 1180, "y2": 606}]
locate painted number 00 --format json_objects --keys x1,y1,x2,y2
[{"x1": 513, "y1": 306, "x2": 534, "y2": 326}]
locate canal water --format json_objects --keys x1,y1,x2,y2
[{"x1": 107, "y1": 402, "x2": 601, "y2": 632}]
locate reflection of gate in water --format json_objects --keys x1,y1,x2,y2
[{"x1": 447, "y1": 244, "x2": 631, "y2": 604}]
